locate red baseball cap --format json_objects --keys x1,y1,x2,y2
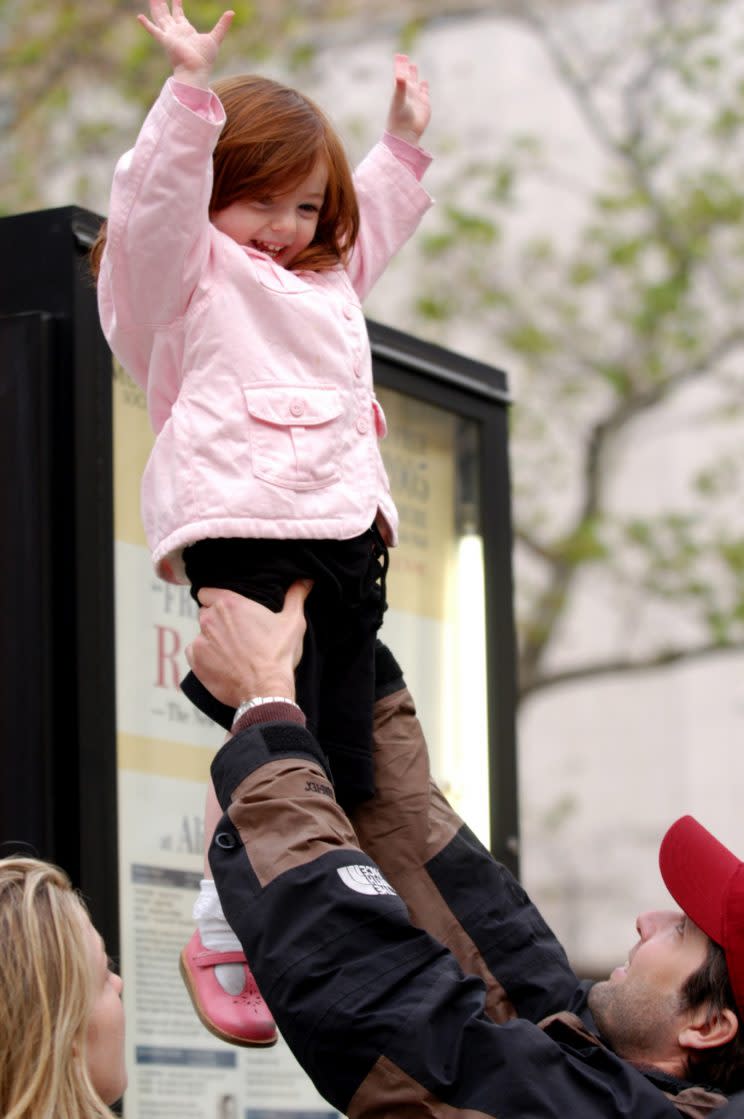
[{"x1": 659, "y1": 815, "x2": 744, "y2": 1017}]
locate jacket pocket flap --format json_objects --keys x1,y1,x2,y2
[{"x1": 244, "y1": 385, "x2": 343, "y2": 427}]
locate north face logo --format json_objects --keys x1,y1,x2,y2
[{"x1": 337, "y1": 864, "x2": 397, "y2": 896}]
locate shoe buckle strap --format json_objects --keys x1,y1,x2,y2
[{"x1": 194, "y1": 948, "x2": 247, "y2": 967}]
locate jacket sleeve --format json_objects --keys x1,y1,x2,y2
[
  {"x1": 351, "y1": 680, "x2": 581, "y2": 1026},
  {"x1": 208, "y1": 710, "x2": 682, "y2": 1119},
  {"x1": 97, "y1": 79, "x2": 225, "y2": 398},
  {"x1": 346, "y1": 139, "x2": 433, "y2": 302}
]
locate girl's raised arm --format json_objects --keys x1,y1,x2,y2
[
  {"x1": 345, "y1": 54, "x2": 433, "y2": 300},
  {"x1": 137, "y1": 0, "x2": 234, "y2": 88},
  {"x1": 386, "y1": 53, "x2": 431, "y2": 147}
]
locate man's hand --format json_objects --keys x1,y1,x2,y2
[
  {"x1": 386, "y1": 54, "x2": 431, "y2": 146},
  {"x1": 185, "y1": 582, "x2": 312, "y2": 708},
  {"x1": 137, "y1": 0, "x2": 234, "y2": 89}
]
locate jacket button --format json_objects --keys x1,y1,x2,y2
[
  {"x1": 289, "y1": 398, "x2": 305, "y2": 417},
  {"x1": 344, "y1": 304, "x2": 356, "y2": 320},
  {"x1": 215, "y1": 832, "x2": 236, "y2": 849},
  {"x1": 356, "y1": 417, "x2": 369, "y2": 435}
]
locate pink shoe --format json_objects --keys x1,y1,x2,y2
[{"x1": 180, "y1": 931, "x2": 277, "y2": 1047}]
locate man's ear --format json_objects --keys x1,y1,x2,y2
[{"x1": 679, "y1": 1007, "x2": 739, "y2": 1051}]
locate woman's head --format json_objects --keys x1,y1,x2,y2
[
  {"x1": 0, "y1": 857, "x2": 126, "y2": 1119},
  {"x1": 210, "y1": 75, "x2": 359, "y2": 271}
]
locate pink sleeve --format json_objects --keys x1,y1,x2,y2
[
  {"x1": 381, "y1": 131, "x2": 433, "y2": 183},
  {"x1": 97, "y1": 79, "x2": 226, "y2": 394},
  {"x1": 171, "y1": 79, "x2": 225, "y2": 123},
  {"x1": 346, "y1": 141, "x2": 434, "y2": 302}
]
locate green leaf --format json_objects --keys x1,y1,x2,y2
[
  {"x1": 414, "y1": 296, "x2": 452, "y2": 322},
  {"x1": 557, "y1": 520, "x2": 608, "y2": 564},
  {"x1": 503, "y1": 322, "x2": 554, "y2": 357},
  {"x1": 443, "y1": 206, "x2": 498, "y2": 244}
]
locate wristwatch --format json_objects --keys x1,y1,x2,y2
[{"x1": 231, "y1": 695, "x2": 300, "y2": 727}]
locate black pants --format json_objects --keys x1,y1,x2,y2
[{"x1": 181, "y1": 528, "x2": 389, "y2": 810}]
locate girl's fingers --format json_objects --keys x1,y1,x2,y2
[
  {"x1": 137, "y1": 12, "x2": 162, "y2": 38},
  {"x1": 211, "y1": 9, "x2": 234, "y2": 44},
  {"x1": 393, "y1": 53, "x2": 427, "y2": 97},
  {"x1": 138, "y1": 1, "x2": 233, "y2": 46},
  {"x1": 393, "y1": 53, "x2": 409, "y2": 81}
]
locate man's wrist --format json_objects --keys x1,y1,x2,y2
[
  {"x1": 233, "y1": 696, "x2": 299, "y2": 721},
  {"x1": 231, "y1": 696, "x2": 306, "y2": 735}
]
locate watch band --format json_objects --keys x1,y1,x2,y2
[{"x1": 232, "y1": 695, "x2": 300, "y2": 727}]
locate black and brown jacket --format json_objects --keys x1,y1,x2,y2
[{"x1": 210, "y1": 670, "x2": 733, "y2": 1118}]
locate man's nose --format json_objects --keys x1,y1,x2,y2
[
  {"x1": 636, "y1": 909, "x2": 680, "y2": 940},
  {"x1": 636, "y1": 911, "x2": 654, "y2": 940}
]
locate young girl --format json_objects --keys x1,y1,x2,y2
[{"x1": 95, "y1": 0, "x2": 432, "y2": 1047}]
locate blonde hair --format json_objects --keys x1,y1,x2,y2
[{"x1": 0, "y1": 858, "x2": 117, "y2": 1119}]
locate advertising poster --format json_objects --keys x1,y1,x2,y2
[{"x1": 113, "y1": 364, "x2": 488, "y2": 1117}]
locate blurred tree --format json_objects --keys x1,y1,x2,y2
[
  {"x1": 409, "y1": 0, "x2": 744, "y2": 703},
  {"x1": 0, "y1": 0, "x2": 495, "y2": 212}
]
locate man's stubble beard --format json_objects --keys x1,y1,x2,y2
[{"x1": 587, "y1": 978, "x2": 682, "y2": 1064}]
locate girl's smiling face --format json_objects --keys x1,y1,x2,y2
[{"x1": 212, "y1": 161, "x2": 328, "y2": 268}]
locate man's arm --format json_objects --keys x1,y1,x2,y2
[
  {"x1": 353, "y1": 663, "x2": 580, "y2": 1026},
  {"x1": 189, "y1": 587, "x2": 501, "y2": 1113},
  {"x1": 187, "y1": 590, "x2": 681, "y2": 1119}
]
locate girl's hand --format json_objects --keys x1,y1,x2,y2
[
  {"x1": 137, "y1": 0, "x2": 234, "y2": 88},
  {"x1": 386, "y1": 54, "x2": 431, "y2": 146}
]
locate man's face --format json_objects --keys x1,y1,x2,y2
[{"x1": 587, "y1": 909, "x2": 711, "y2": 1067}]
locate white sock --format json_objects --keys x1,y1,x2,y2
[{"x1": 193, "y1": 879, "x2": 246, "y2": 995}]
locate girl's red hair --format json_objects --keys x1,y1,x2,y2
[
  {"x1": 210, "y1": 75, "x2": 359, "y2": 272},
  {"x1": 90, "y1": 74, "x2": 359, "y2": 277}
]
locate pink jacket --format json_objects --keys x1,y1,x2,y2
[{"x1": 98, "y1": 78, "x2": 433, "y2": 582}]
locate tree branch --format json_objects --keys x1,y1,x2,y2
[
  {"x1": 521, "y1": 1, "x2": 691, "y2": 258},
  {"x1": 517, "y1": 322, "x2": 744, "y2": 691},
  {"x1": 582, "y1": 325, "x2": 744, "y2": 521},
  {"x1": 519, "y1": 637, "x2": 744, "y2": 703},
  {"x1": 514, "y1": 527, "x2": 560, "y2": 565}
]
